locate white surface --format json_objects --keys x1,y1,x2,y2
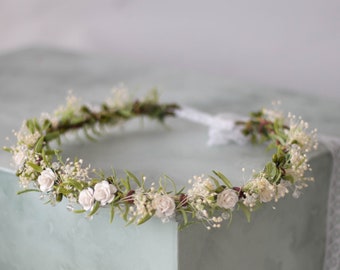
[{"x1": 0, "y1": 0, "x2": 339, "y2": 99}]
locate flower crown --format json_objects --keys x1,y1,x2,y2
[{"x1": 4, "y1": 89, "x2": 318, "y2": 230}]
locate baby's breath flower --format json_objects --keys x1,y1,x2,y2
[
  {"x1": 286, "y1": 113, "x2": 318, "y2": 151},
  {"x1": 244, "y1": 175, "x2": 275, "y2": 203},
  {"x1": 187, "y1": 175, "x2": 215, "y2": 201},
  {"x1": 106, "y1": 85, "x2": 130, "y2": 109},
  {"x1": 243, "y1": 192, "x2": 258, "y2": 208},
  {"x1": 16, "y1": 123, "x2": 41, "y2": 146},
  {"x1": 263, "y1": 108, "x2": 284, "y2": 122},
  {"x1": 275, "y1": 181, "x2": 290, "y2": 202}
]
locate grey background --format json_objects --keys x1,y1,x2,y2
[{"x1": 0, "y1": 0, "x2": 339, "y2": 99}]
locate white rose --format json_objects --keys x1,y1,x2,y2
[
  {"x1": 152, "y1": 194, "x2": 176, "y2": 219},
  {"x1": 13, "y1": 150, "x2": 26, "y2": 169},
  {"x1": 216, "y1": 189, "x2": 239, "y2": 209},
  {"x1": 79, "y1": 188, "x2": 94, "y2": 211},
  {"x1": 94, "y1": 181, "x2": 117, "y2": 205},
  {"x1": 37, "y1": 168, "x2": 56, "y2": 192}
]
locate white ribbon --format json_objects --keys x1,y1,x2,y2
[{"x1": 175, "y1": 107, "x2": 248, "y2": 146}]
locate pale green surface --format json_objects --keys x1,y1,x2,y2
[
  {"x1": 0, "y1": 48, "x2": 339, "y2": 269},
  {"x1": 0, "y1": 169, "x2": 178, "y2": 270}
]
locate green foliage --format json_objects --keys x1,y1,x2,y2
[
  {"x1": 89, "y1": 201, "x2": 100, "y2": 217},
  {"x1": 45, "y1": 131, "x2": 60, "y2": 142},
  {"x1": 2, "y1": 146, "x2": 12, "y2": 153},
  {"x1": 34, "y1": 136, "x2": 45, "y2": 153},
  {"x1": 27, "y1": 161, "x2": 43, "y2": 173},
  {"x1": 17, "y1": 189, "x2": 40, "y2": 195},
  {"x1": 179, "y1": 209, "x2": 188, "y2": 226},
  {"x1": 137, "y1": 213, "x2": 153, "y2": 225},
  {"x1": 238, "y1": 202, "x2": 251, "y2": 223},
  {"x1": 264, "y1": 162, "x2": 281, "y2": 184},
  {"x1": 110, "y1": 203, "x2": 115, "y2": 223},
  {"x1": 125, "y1": 170, "x2": 142, "y2": 188},
  {"x1": 212, "y1": 171, "x2": 233, "y2": 189}
]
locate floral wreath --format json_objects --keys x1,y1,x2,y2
[{"x1": 4, "y1": 89, "x2": 318, "y2": 230}]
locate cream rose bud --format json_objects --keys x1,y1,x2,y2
[
  {"x1": 216, "y1": 189, "x2": 239, "y2": 209},
  {"x1": 152, "y1": 194, "x2": 176, "y2": 218},
  {"x1": 37, "y1": 168, "x2": 56, "y2": 192},
  {"x1": 79, "y1": 188, "x2": 95, "y2": 211},
  {"x1": 94, "y1": 181, "x2": 117, "y2": 205}
]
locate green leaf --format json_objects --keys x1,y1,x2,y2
[
  {"x1": 126, "y1": 215, "x2": 137, "y2": 226},
  {"x1": 125, "y1": 170, "x2": 141, "y2": 187},
  {"x1": 163, "y1": 175, "x2": 178, "y2": 194},
  {"x1": 110, "y1": 203, "x2": 115, "y2": 223},
  {"x1": 282, "y1": 174, "x2": 295, "y2": 183},
  {"x1": 83, "y1": 127, "x2": 97, "y2": 142},
  {"x1": 121, "y1": 178, "x2": 131, "y2": 191},
  {"x1": 89, "y1": 201, "x2": 100, "y2": 216},
  {"x1": 209, "y1": 175, "x2": 221, "y2": 189},
  {"x1": 175, "y1": 187, "x2": 185, "y2": 196},
  {"x1": 41, "y1": 148, "x2": 51, "y2": 165},
  {"x1": 70, "y1": 116, "x2": 85, "y2": 126},
  {"x1": 264, "y1": 162, "x2": 277, "y2": 179},
  {"x1": 44, "y1": 149, "x2": 59, "y2": 156},
  {"x1": 238, "y1": 202, "x2": 251, "y2": 222},
  {"x1": 56, "y1": 193, "x2": 63, "y2": 202},
  {"x1": 117, "y1": 109, "x2": 132, "y2": 118},
  {"x1": 26, "y1": 120, "x2": 35, "y2": 133},
  {"x1": 42, "y1": 119, "x2": 52, "y2": 130},
  {"x1": 179, "y1": 209, "x2": 188, "y2": 226},
  {"x1": 272, "y1": 170, "x2": 282, "y2": 184},
  {"x1": 137, "y1": 214, "x2": 153, "y2": 225},
  {"x1": 32, "y1": 118, "x2": 42, "y2": 132},
  {"x1": 122, "y1": 204, "x2": 130, "y2": 222},
  {"x1": 91, "y1": 126, "x2": 102, "y2": 137},
  {"x1": 80, "y1": 105, "x2": 91, "y2": 114},
  {"x1": 27, "y1": 161, "x2": 43, "y2": 173},
  {"x1": 73, "y1": 209, "x2": 86, "y2": 214},
  {"x1": 212, "y1": 171, "x2": 233, "y2": 189},
  {"x1": 56, "y1": 186, "x2": 70, "y2": 195},
  {"x1": 65, "y1": 179, "x2": 84, "y2": 190},
  {"x1": 34, "y1": 136, "x2": 45, "y2": 153},
  {"x1": 45, "y1": 131, "x2": 60, "y2": 142},
  {"x1": 2, "y1": 146, "x2": 12, "y2": 153},
  {"x1": 17, "y1": 189, "x2": 40, "y2": 195},
  {"x1": 227, "y1": 210, "x2": 233, "y2": 226}
]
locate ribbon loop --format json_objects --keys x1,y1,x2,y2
[{"x1": 175, "y1": 107, "x2": 248, "y2": 146}]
